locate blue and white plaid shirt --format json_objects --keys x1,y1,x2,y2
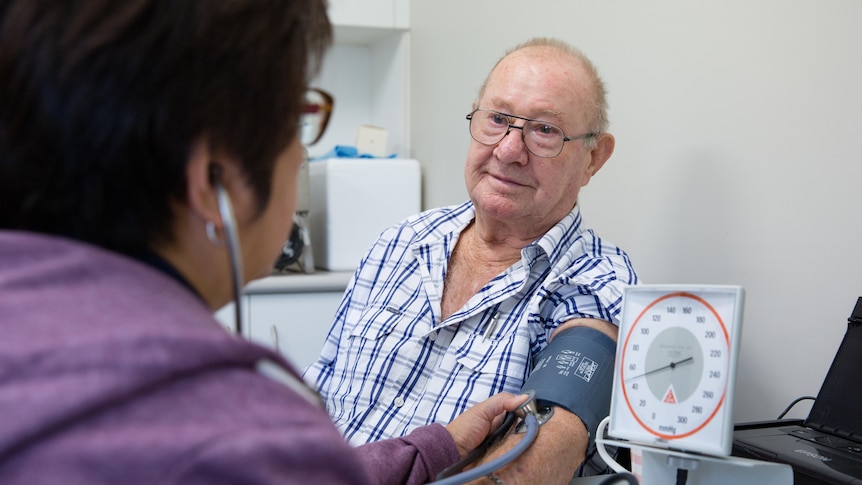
[{"x1": 304, "y1": 201, "x2": 639, "y2": 445}]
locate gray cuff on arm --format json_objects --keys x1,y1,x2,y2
[{"x1": 521, "y1": 325, "x2": 617, "y2": 441}]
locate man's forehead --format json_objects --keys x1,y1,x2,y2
[
  {"x1": 483, "y1": 96, "x2": 567, "y2": 123},
  {"x1": 482, "y1": 57, "x2": 589, "y2": 123}
]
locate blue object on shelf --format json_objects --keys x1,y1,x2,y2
[{"x1": 310, "y1": 145, "x2": 396, "y2": 160}]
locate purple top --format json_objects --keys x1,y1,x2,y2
[{"x1": 0, "y1": 231, "x2": 458, "y2": 484}]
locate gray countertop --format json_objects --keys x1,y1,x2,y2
[{"x1": 244, "y1": 270, "x2": 354, "y2": 295}]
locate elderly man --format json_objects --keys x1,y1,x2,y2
[{"x1": 306, "y1": 37, "x2": 639, "y2": 484}]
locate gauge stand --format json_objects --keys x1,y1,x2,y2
[{"x1": 594, "y1": 433, "x2": 793, "y2": 484}]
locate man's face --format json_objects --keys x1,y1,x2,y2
[{"x1": 464, "y1": 47, "x2": 605, "y2": 232}]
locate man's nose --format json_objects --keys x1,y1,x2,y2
[{"x1": 495, "y1": 124, "x2": 529, "y2": 159}]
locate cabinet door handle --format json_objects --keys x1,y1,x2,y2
[{"x1": 270, "y1": 325, "x2": 280, "y2": 353}]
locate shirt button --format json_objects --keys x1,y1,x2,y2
[
  {"x1": 428, "y1": 332, "x2": 438, "y2": 341},
  {"x1": 394, "y1": 396, "x2": 405, "y2": 407}
]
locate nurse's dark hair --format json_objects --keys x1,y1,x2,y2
[{"x1": 0, "y1": 0, "x2": 331, "y2": 255}]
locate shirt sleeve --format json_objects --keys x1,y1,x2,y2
[
  {"x1": 162, "y1": 426, "x2": 369, "y2": 485},
  {"x1": 353, "y1": 423, "x2": 460, "y2": 485},
  {"x1": 539, "y1": 251, "x2": 638, "y2": 334}
]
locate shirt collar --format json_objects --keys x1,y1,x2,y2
[
  {"x1": 526, "y1": 203, "x2": 585, "y2": 266},
  {"x1": 133, "y1": 250, "x2": 204, "y2": 302},
  {"x1": 409, "y1": 201, "x2": 586, "y2": 272}
]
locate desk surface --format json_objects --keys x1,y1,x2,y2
[{"x1": 245, "y1": 271, "x2": 353, "y2": 294}]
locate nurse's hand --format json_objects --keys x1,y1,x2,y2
[{"x1": 444, "y1": 392, "x2": 530, "y2": 460}]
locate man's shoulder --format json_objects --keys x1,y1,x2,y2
[
  {"x1": 541, "y1": 222, "x2": 639, "y2": 287},
  {"x1": 540, "y1": 212, "x2": 633, "y2": 265}
]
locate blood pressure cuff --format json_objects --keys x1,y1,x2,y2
[{"x1": 521, "y1": 325, "x2": 616, "y2": 441}]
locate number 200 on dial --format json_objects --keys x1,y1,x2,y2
[{"x1": 613, "y1": 289, "x2": 739, "y2": 453}]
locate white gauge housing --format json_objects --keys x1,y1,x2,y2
[{"x1": 609, "y1": 285, "x2": 744, "y2": 456}]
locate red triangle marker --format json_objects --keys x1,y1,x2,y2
[{"x1": 663, "y1": 388, "x2": 677, "y2": 404}]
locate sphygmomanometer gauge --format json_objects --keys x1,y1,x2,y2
[{"x1": 609, "y1": 285, "x2": 744, "y2": 456}]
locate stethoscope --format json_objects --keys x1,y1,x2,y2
[{"x1": 210, "y1": 164, "x2": 246, "y2": 336}]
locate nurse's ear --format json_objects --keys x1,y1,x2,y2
[
  {"x1": 184, "y1": 137, "x2": 252, "y2": 232},
  {"x1": 185, "y1": 136, "x2": 224, "y2": 234}
]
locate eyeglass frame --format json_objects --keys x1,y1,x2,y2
[
  {"x1": 465, "y1": 108, "x2": 598, "y2": 158},
  {"x1": 302, "y1": 87, "x2": 334, "y2": 146}
]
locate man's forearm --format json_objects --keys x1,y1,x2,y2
[
  {"x1": 467, "y1": 318, "x2": 617, "y2": 484},
  {"x1": 467, "y1": 407, "x2": 588, "y2": 485}
]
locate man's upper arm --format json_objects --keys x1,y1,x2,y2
[{"x1": 553, "y1": 317, "x2": 618, "y2": 342}]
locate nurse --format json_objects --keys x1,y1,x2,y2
[{"x1": 0, "y1": 1, "x2": 526, "y2": 483}]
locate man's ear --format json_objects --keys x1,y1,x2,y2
[{"x1": 582, "y1": 132, "x2": 615, "y2": 185}]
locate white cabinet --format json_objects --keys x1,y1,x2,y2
[
  {"x1": 328, "y1": 0, "x2": 409, "y2": 30},
  {"x1": 247, "y1": 292, "x2": 344, "y2": 371},
  {"x1": 215, "y1": 272, "x2": 353, "y2": 371}
]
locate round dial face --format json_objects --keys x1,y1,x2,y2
[{"x1": 609, "y1": 286, "x2": 742, "y2": 456}]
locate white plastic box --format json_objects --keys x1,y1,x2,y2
[{"x1": 309, "y1": 158, "x2": 421, "y2": 271}]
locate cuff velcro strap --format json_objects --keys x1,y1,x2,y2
[{"x1": 521, "y1": 325, "x2": 616, "y2": 440}]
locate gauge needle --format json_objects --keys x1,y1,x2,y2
[{"x1": 626, "y1": 356, "x2": 694, "y2": 382}]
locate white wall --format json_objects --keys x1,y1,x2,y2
[{"x1": 410, "y1": 0, "x2": 862, "y2": 423}]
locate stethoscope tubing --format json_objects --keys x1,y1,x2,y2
[{"x1": 431, "y1": 412, "x2": 540, "y2": 485}]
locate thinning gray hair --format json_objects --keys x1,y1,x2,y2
[{"x1": 476, "y1": 37, "x2": 609, "y2": 148}]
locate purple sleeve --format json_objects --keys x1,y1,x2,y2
[{"x1": 354, "y1": 423, "x2": 460, "y2": 485}]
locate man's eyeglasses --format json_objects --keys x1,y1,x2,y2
[
  {"x1": 466, "y1": 108, "x2": 597, "y2": 158},
  {"x1": 301, "y1": 88, "x2": 334, "y2": 146}
]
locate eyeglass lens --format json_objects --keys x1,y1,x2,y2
[
  {"x1": 301, "y1": 88, "x2": 333, "y2": 146},
  {"x1": 469, "y1": 109, "x2": 565, "y2": 158}
]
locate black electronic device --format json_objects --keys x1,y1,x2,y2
[
  {"x1": 274, "y1": 151, "x2": 314, "y2": 273},
  {"x1": 733, "y1": 297, "x2": 862, "y2": 484}
]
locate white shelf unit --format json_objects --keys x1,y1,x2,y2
[{"x1": 308, "y1": 6, "x2": 410, "y2": 159}]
